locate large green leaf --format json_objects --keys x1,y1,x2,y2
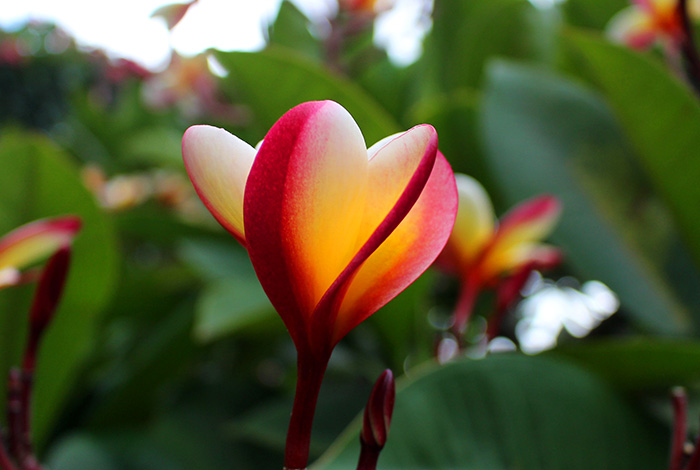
[
  {"x1": 561, "y1": 0, "x2": 628, "y2": 29},
  {"x1": 0, "y1": 130, "x2": 118, "y2": 443},
  {"x1": 215, "y1": 48, "x2": 400, "y2": 145},
  {"x1": 176, "y1": 238, "x2": 278, "y2": 342},
  {"x1": 47, "y1": 435, "x2": 119, "y2": 470},
  {"x1": 193, "y1": 277, "x2": 276, "y2": 343},
  {"x1": 419, "y1": 0, "x2": 557, "y2": 93},
  {"x1": 315, "y1": 354, "x2": 667, "y2": 469},
  {"x1": 267, "y1": 1, "x2": 321, "y2": 61},
  {"x1": 480, "y1": 61, "x2": 697, "y2": 334},
  {"x1": 552, "y1": 338, "x2": 700, "y2": 390},
  {"x1": 564, "y1": 31, "x2": 700, "y2": 268},
  {"x1": 408, "y1": 90, "x2": 497, "y2": 193}
]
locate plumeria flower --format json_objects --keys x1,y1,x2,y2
[
  {"x1": 437, "y1": 174, "x2": 561, "y2": 340},
  {"x1": 142, "y1": 53, "x2": 237, "y2": 120},
  {"x1": 608, "y1": 0, "x2": 700, "y2": 50},
  {"x1": 183, "y1": 100, "x2": 457, "y2": 469},
  {"x1": 0, "y1": 216, "x2": 81, "y2": 289}
]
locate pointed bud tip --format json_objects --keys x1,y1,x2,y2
[
  {"x1": 29, "y1": 245, "x2": 72, "y2": 336},
  {"x1": 361, "y1": 369, "x2": 396, "y2": 449}
]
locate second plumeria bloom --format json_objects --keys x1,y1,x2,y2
[
  {"x1": 438, "y1": 174, "x2": 561, "y2": 337},
  {"x1": 0, "y1": 217, "x2": 82, "y2": 289},
  {"x1": 183, "y1": 100, "x2": 457, "y2": 469},
  {"x1": 608, "y1": 0, "x2": 700, "y2": 50}
]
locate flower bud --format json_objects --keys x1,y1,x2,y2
[{"x1": 361, "y1": 369, "x2": 395, "y2": 450}]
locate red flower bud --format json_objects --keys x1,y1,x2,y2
[
  {"x1": 28, "y1": 246, "x2": 71, "y2": 343},
  {"x1": 361, "y1": 369, "x2": 395, "y2": 448}
]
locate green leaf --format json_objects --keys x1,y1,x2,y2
[
  {"x1": 315, "y1": 354, "x2": 667, "y2": 469},
  {"x1": 215, "y1": 48, "x2": 400, "y2": 145},
  {"x1": 231, "y1": 381, "x2": 367, "y2": 459},
  {"x1": 194, "y1": 276, "x2": 276, "y2": 342},
  {"x1": 176, "y1": 238, "x2": 278, "y2": 342},
  {"x1": 480, "y1": 61, "x2": 695, "y2": 335},
  {"x1": 267, "y1": 1, "x2": 322, "y2": 61},
  {"x1": 564, "y1": 31, "x2": 700, "y2": 268},
  {"x1": 368, "y1": 271, "x2": 436, "y2": 370},
  {"x1": 0, "y1": 130, "x2": 118, "y2": 444},
  {"x1": 122, "y1": 126, "x2": 184, "y2": 168},
  {"x1": 552, "y1": 338, "x2": 700, "y2": 390},
  {"x1": 177, "y1": 238, "x2": 254, "y2": 281},
  {"x1": 561, "y1": 0, "x2": 628, "y2": 30},
  {"x1": 420, "y1": 0, "x2": 556, "y2": 92},
  {"x1": 408, "y1": 90, "x2": 496, "y2": 191},
  {"x1": 47, "y1": 435, "x2": 119, "y2": 470}
]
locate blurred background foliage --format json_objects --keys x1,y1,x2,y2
[{"x1": 1, "y1": 0, "x2": 700, "y2": 468}]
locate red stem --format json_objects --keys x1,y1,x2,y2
[
  {"x1": 485, "y1": 305, "x2": 507, "y2": 342},
  {"x1": 678, "y1": 0, "x2": 700, "y2": 94},
  {"x1": 685, "y1": 430, "x2": 700, "y2": 470},
  {"x1": 356, "y1": 446, "x2": 380, "y2": 470},
  {"x1": 6, "y1": 369, "x2": 23, "y2": 464},
  {"x1": 450, "y1": 277, "x2": 480, "y2": 341},
  {"x1": 670, "y1": 388, "x2": 687, "y2": 470},
  {"x1": 0, "y1": 442, "x2": 16, "y2": 470},
  {"x1": 284, "y1": 352, "x2": 330, "y2": 470}
]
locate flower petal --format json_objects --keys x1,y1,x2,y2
[
  {"x1": 317, "y1": 127, "x2": 457, "y2": 345},
  {"x1": 480, "y1": 195, "x2": 561, "y2": 281},
  {"x1": 607, "y1": 7, "x2": 657, "y2": 49},
  {"x1": 442, "y1": 173, "x2": 495, "y2": 272},
  {"x1": 182, "y1": 125, "x2": 255, "y2": 245},
  {"x1": 0, "y1": 216, "x2": 81, "y2": 272},
  {"x1": 244, "y1": 101, "x2": 369, "y2": 346}
]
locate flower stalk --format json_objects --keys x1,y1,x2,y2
[
  {"x1": 668, "y1": 387, "x2": 700, "y2": 470},
  {"x1": 450, "y1": 276, "x2": 480, "y2": 342},
  {"x1": 670, "y1": 387, "x2": 689, "y2": 470},
  {"x1": 0, "y1": 244, "x2": 73, "y2": 470},
  {"x1": 284, "y1": 352, "x2": 330, "y2": 470}
]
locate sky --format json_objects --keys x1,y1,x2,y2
[{"x1": 0, "y1": 0, "x2": 433, "y2": 69}]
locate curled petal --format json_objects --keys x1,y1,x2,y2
[
  {"x1": 0, "y1": 216, "x2": 81, "y2": 274},
  {"x1": 441, "y1": 174, "x2": 495, "y2": 272},
  {"x1": 480, "y1": 196, "x2": 561, "y2": 281},
  {"x1": 183, "y1": 125, "x2": 255, "y2": 245},
  {"x1": 244, "y1": 101, "x2": 369, "y2": 346},
  {"x1": 329, "y1": 143, "x2": 457, "y2": 345}
]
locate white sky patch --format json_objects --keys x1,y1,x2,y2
[
  {"x1": 170, "y1": 0, "x2": 281, "y2": 57},
  {"x1": 0, "y1": 0, "x2": 283, "y2": 69},
  {"x1": 0, "y1": 0, "x2": 430, "y2": 69},
  {"x1": 375, "y1": 0, "x2": 433, "y2": 66}
]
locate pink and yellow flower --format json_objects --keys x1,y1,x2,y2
[
  {"x1": 608, "y1": 0, "x2": 700, "y2": 50},
  {"x1": 183, "y1": 100, "x2": 457, "y2": 355},
  {"x1": 437, "y1": 174, "x2": 561, "y2": 337},
  {"x1": 183, "y1": 100, "x2": 457, "y2": 468},
  {"x1": 0, "y1": 217, "x2": 81, "y2": 289}
]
